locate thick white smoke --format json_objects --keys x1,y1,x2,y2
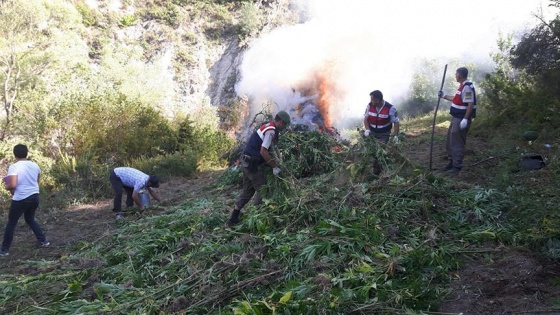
[{"x1": 235, "y1": 0, "x2": 551, "y2": 129}]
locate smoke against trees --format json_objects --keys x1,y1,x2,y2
[{"x1": 235, "y1": 0, "x2": 550, "y2": 129}]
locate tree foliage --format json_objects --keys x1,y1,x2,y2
[
  {"x1": 0, "y1": 0, "x2": 50, "y2": 139},
  {"x1": 510, "y1": 0, "x2": 560, "y2": 96},
  {"x1": 482, "y1": 1, "x2": 560, "y2": 130}
]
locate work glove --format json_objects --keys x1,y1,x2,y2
[
  {"x1": 460, "y1": 118, "x2": 468, "y2": 130},
  {"x1": 393, "y1": 135, "x2": 399, "y2": 144},
  {"x1": 273, "y1": 167, "x2": 281, "y2": 177},
  {"x1": 438, "y1": 90, "x2": 444, "y2": 98},
  {"x1": 364, "y1": 130, "x2": 371, "y2": 137}
]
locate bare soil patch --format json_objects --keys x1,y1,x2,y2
[
  {"x1": 403, "y1": 127, "x2": 560, "y2": 314},
  {"x1": 439, "y1": 249, "x2": 560, "y2": 314},
  {"x1": 0, "y1": 171, "x2": 223, "y2": 275}
]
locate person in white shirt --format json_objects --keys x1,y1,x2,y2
[
  {"x1": 109, "y1": 167, "x2": 161, "y2": 219},
  {"x1": 1, "y1": 144, "x2": 49, "y2": 256}
]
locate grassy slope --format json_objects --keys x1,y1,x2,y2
[{"x1": 1, "y1": 118, "x2": 557, "y2": 314}]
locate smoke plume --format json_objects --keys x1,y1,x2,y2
[{"x1": 235, "y1": 0, "x2": 550, "y2": 129}]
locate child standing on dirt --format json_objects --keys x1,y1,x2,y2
[{"x1": 0, "y1": 144, "x2": 50, "y2": 257}]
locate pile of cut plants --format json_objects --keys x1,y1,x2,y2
[{"x1": 0, "y1": 131, "x2": 515, "y2": 314}]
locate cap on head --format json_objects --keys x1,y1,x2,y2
[
  {"x1": 276, "y1": 110, "x2": 291, "y2": 125},
  {"x1": 149, "y1": 175, "x2": 160, "y2": 188}
]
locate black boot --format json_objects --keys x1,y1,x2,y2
[
  {"x1": 442, "y1": 161, "x2": 453, "y2": 171},
  {"x1": 226, "y1": 209, "x2": 241, "y2": 227}
]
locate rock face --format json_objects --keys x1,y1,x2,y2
[
  {"x1": 78, "y1": 0, "x2": 302, "y2": 122},
  {"x1": 207, "y1": 40, "x2": 244, "y2": 109}
]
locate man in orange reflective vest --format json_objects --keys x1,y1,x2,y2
[
  {"x1": 363, "y1": 90, "x2": 400, "y2": 174},
  {"x1": 363, "y1": 90, "x2": 400, "y2": 143},
  {"x1": 438, "y1": 67, "x2": 477, "y2": 175},
  {"x1": 226, "y1": 111, "x2": 291, "y2": 227}
]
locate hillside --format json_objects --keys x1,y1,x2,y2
[
  {"x1": 1, "y1": 0, "x2": 560, "y2": 314},
  {"x1": 1, "y1": 121, "x2": 559, "y2": 314}
]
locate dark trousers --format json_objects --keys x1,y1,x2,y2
[
  {"x1": 234, "y1": 167, "x2": 267, "y2": 211},
  {"x1": 372, "y1": 132, "x2": 390, "y2": 174},
  {"x1": 1, "y1": 193, "x2": 46, "y2": 251},
  {"x1": 109, "y1": 170, "x2": 134, "y2": 212},
  {"x1": 372, "y1": 132, "x2": 390, "y2": 144}
]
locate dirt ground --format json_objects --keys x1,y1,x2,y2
[
  {"x1": 439, "y1": 249, "x2": 560, "y2": 314},
  {"x1": 0, "y1": 173, "x2": 220, "y2": 274},
  {"x1": 1, "y1": 127, "x2": 559, "y2": 314},
  {"x1": 406, "y1": 126, "x2": 560, "y2": 314}
]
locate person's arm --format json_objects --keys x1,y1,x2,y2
[
  {"x1": 464, "y1": 102, "x2": 475, "y2": 120},
  {"x1": 260, "y1": 129, "x2": 279, "y2": 169},
  {"x1": 148, "y1": 187, "x2": 161, "y2": 202},
  {"x1": 462, "y1": 85, "x2": 475, "y2": 119},
  {"x1": 363, "y1": 105, "x2": 371, "y2": 130},
  {"x1": 4, "y1": 175, "x2": 17, "y2": 191},
  {"x1": 260, "y1": 146, "x2": 278, "y2": 168},
  {"x1": 393, "y1": 121, "x2": 400, "y2": 136},
  {"x1": 132, "y1": 190, "x2": 144, "y2": 210}
]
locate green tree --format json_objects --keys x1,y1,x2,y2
[
  {"x1": 0, "y1": 0, "x2": 87, "y2": 141},
  {"x1": 0, "y1": 0, "x2": 50, "y2": 140},
  {"x1": 510, "y1": 1, "x2": 560, "y2": 96}
]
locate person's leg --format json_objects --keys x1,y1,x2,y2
[
  {"x1": 442, "y1": 121, "x2": 454, "y2": 170},
  {"x1": 21, "y1": 194, "x2": 47, "y2": 243},
  {"x1": 449, "y1": 117, "x2": 469, "y2": 171},
  {"x1": 251, "y1": 167, "x2": 267, "y2": 206},
  {"x1": 372, "y1": 133, "x2": 390, "y2": 175},
  {"x1": 234, "y1": 167, "x2": 256, "y2": 211},
  {"x1": 374, "y1": 133, "x2": 390, "y2": 144},
  {"x1": 1, "y1": 200, "x2": 26, "y2": 252},
  {"x1": 229, "y1": 168, "x2": 256, "y2": 226},
  {"x1": 123, "y1": 186, "x2": 134, "y2": 207},
  {"x1": 109, "y1": 170, "x2": 124, "y2": 212}
]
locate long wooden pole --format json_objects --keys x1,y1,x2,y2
[{"x1": 429, "y1": 64, "x2": 448, "y2": 171}]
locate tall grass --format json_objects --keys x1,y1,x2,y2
[{"x1": 0, "y1": 131, "x2": 525, "y2": 314}]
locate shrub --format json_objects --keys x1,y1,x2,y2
[
  {"x1": 49, "y1": 91, "x2": 178, "y2": 165},
  {"x1": 75, "y1": 1, "x2": 97, "y2": 27},
  {"x1": 192, "y1": 125, "x2": 235, "y2": 169},
  {"x1": 118, "y1": 14, "x2": 137, "y2": 28},
  {"x1": 130, "y1": 152, "x2": 198, "y2": 178},
  {"x1": 236, "y1": 2, "x2": 263, "y2": 40}
]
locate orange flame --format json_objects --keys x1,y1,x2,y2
[{"x1": 317, "y1": 73, "x2": 332, "y2": 128}]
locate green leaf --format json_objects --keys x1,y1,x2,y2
[{"x1": 279, "y1": 290, "x2": 292, "y2": 304}]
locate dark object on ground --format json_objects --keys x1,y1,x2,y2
[
  {"x1": 518, "y1": 154, "x2": 545, "y2": 170},
  {"x1": 523, "y1": 131, "x2": 539, "y2": 141}
]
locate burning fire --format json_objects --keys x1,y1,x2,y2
[
  {"x1": 288, "y1": 64, "x2": 341, "y2": 139},
  {"x1": 317, "y1": 72, "x2": 332, "y2": 129}
]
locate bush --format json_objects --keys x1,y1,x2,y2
[
  {"x1": 130, "y1": 152, "x2": 198, "y2": 178},
  {"x1": 236, "y1": 2, "x2": 263, "y2": 40},
  {"x1": 192, "y1": 125, "x2": 235, "y2": 169},
  {"x1": 48, "y1": 91, "x2": 178, "y2": 165}
]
